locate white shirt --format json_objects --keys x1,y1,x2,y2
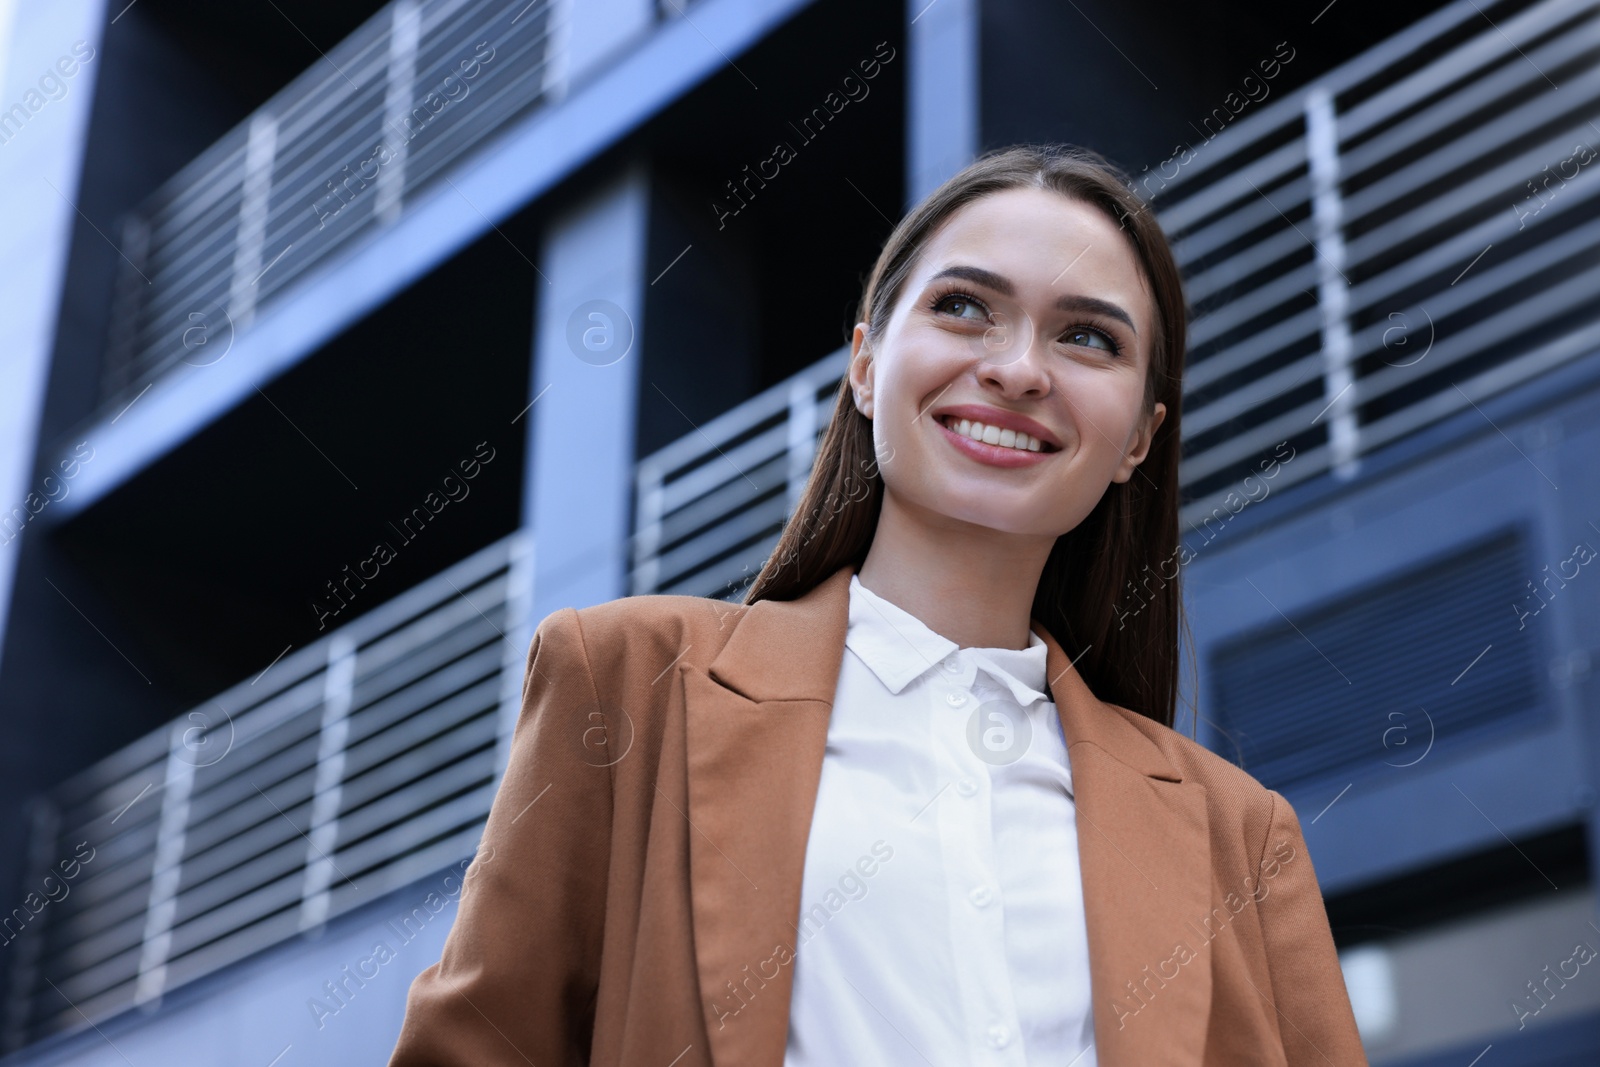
[{"x1": 783, "y1": 574, "x2": 1097, "y2": 1066}]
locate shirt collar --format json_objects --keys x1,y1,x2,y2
[{"x1": 845, "y1": 574, "x2": 1051, "y2": 707}]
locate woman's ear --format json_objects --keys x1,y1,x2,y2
[
  {"x1": 848, "y1": 322, "x2": 875, "y2": 418},
  {"x1": 1112, "y1": 400, "x2": 1167, "y2": 483}
]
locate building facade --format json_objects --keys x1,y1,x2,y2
[{"x1": 0, "y1": 0, "x2": 1597, "y2": 1062}]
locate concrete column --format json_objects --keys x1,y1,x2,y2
[
  {"x1": 0, "y1": 0, "x2": 106, "y2": 672},
  {"x1": 523, "y1": 161, "x2": 649, "y2": 623},
  {"x1": 905, "y1": 0, "x2": 978, "y2": 203},
  {"x1": 549, "y1": 0, "x2": 656, "y2": 101}
]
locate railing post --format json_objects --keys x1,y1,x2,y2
[
  {"x1": 133, "y1": 722, "x2": 198, "y2": 1007},
  {"x1": 542, "y1": 0, "x2": 574, "y2": 104},
  {"x1": 1304, "y1": 86, "x2": 1361, "y2": 480},
  {"x1": 631, "y1": 460, "x2": 664, "y2": 596},
  {"x1": 229, "y1": 112, "x2": 280, "y2": 330},
  {"x1": 786, "y1": 378, "x2": 819, "y2": 519},
  {"x1": 376, "y1": 0, "x2": 420, "y2": 226},
  {"x1": 496, "y1": 529, "x2": 537, "y2": 779},
  {"x1": 299, "y1": 633, "x2": 356, "y2": 933}
]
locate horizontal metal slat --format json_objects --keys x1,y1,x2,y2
[{"x1": 342, "y1": 675, "x2": 501, "y2": 781}]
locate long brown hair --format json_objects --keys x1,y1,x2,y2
[{"x1": 743, "y1": 143, "x2": 1191, "y2": 731}]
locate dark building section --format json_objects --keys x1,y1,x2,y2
[
  {"x1": 634, "y1": 0, "x2": 905, "y2": 460},
  {"x1": 45, "y1": 0, "x2": 391, "y2": 453},
  {"x1": 132, "y1": 0, "x2": 392, "y2": 121},
  {"x1": 53, "y1": 223, "x2": 537, "y2": 701},
  {"x1": 0, "y1": 219, "x2": 536, "y2": 939},
  {"x1": 0, "y1": 4, "x2": 391, "y2": 992},
  {"x1": 638, "y1": 167, "x2": 764, "y2": 459},
  {"x1": 977, "y1": 0, "x2": 1462, "y2": 176},
  {"x1": 1326, "y1": 823, "x2": 1590, "y2": 947}
]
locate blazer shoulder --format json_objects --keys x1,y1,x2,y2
[
  {"x1": 1110, "y1": 701, "x2": 1280, "y2": 813},
  {"x1": 533, "y1": 592, "x2": 748, "y2": 679},
  {"x1": 1110, "y1": 706, "x2": 1303, "y2": 870}
]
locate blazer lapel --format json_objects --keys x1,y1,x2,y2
[
  {"x1": 681, "y1": 565, "x2": 853, "y2": 1066},
  {"x1": 679, "y1": 562, "x2": 1212, "y2": 1067},
  {"x1": 1035, "y1": 620, "x2": 1215, "y2": 1066}
]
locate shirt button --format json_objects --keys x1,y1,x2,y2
[
  {"x1": 968, "y1": 886, "x2": 993, "y2": 908},
  {"x1": 943, "y1": 657, "x2": 961, "y2": 672},
  {"x1": 987, "y1": 1023, "x2": 1011, "y2": 1048},
  {"x1": 956, "y1": 777, "x2": 978, "y2": 797},
  {"x1": 945, "y1": 690, "x2": 968, "y2": 707}
]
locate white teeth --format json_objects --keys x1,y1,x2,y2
[{"x1": 945, "y1": 416, "x2": 1045, "y2": 453}]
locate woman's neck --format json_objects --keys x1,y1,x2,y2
[{"x1": 855, "y1": 494, "x2": 1057, "y2": 651}]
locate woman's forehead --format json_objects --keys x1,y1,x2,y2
[{"x1": 911, "y1": 190, "x2": 1153, "y2": 309}]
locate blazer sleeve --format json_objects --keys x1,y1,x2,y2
[
  {"x1": 388, "y1": 606, "x2": 611, "y2": 1067},
  {"x1": 1254, "y1": 788, "x2": 1369, "y2": 1066}
]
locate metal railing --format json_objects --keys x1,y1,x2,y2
[
  {"x1": 630, "y1": 347, "x2": 850, "y2": 600},
  {"x1": 628, "y1": 0, "x2": 1600, "y2": 598},
  {"x1": 3, "y1": 532, "x2": 532, "y2": 1050},
  {"x1": 1154, "y1": 0, "x2": 1600, "y2": 516},
  {"x1": 100, "y1": 0, "x2": 560, "y2": 411}
]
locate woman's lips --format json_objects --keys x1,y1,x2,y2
[{"x1": 934, "y1": 415, "x2": 1055, "y2": 469}]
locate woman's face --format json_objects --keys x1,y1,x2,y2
[{"x1": 850, "y1": 186, "x2": 1168, "y2": 539}]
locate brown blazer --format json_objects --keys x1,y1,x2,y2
[{"x1": 388, "y1": 563, "x2": 1369, "y2": 1066}]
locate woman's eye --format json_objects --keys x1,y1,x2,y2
[
  {"x1": 934, "y1": 294, "x2": 987, "y2": 321},
  {"x1": 1062, "y1": 327, "x2": 1116, "y2": 353}
]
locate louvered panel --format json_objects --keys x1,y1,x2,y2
[
  {"x1": 40, "y1": 943, "x2": 142, "y2": 1019},
  {"x1": 342, "y1": 676, "x2": 500, "y2": 778},
  {"x1": 172, "y1": 804, "x2": 318, "y2": 915},
  {"x1": 47, "y1": 913, "x2": 145, "y2": 988},
  {"x1": 338, "y1": 746, "x2": 498, "y2": 851},
  {"x1": 100, "y1": 0, "x2": 560, "y2": 410},
  {"x1": 1210, "y1": 529, "x2": 1545, "y2": 789},
  {"x1": 166, "y1": 867, "x2": 305, "y2": 961},
  {"x1": 10, "y1": 532, "x2": 531, "y2": 1050},
  {"x1": 631, "y1": 347, "x2": 849, "y2": 599},
  {"x1": 177, "y1": 733, "x2": 325, "y2": 862},
  {"x1": 332, "y1": 782, "x2": 499, "y2": 888}
]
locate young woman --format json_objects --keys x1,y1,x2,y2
[{"x1": 388, "y1": 144, "x2": 1367, "y2": 1066}]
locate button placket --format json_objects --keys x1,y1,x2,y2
[{"x1": 931, "y1": 670, "x2": 1027, "y2": 1063}]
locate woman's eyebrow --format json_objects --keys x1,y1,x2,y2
[{"x1": 925, "y1": 264, "x2": 1137, "y2": 336}]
